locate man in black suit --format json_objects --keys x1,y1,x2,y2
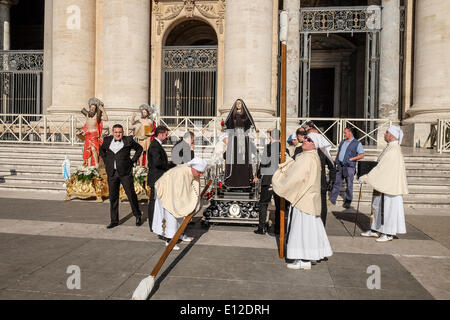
[
  {"x1": 100, "y1": 124, "x2": 143, "y2": 229},
  {"x1": 254, "y1": 129, "x2": 283, "y2": 235},
  {"x1": 147, "y1": 125, "x2": 176, "y2": 231}
]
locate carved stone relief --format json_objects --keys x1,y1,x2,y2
[{"x1": 153, "y1": 0, "x2": 226, "y2": 36}]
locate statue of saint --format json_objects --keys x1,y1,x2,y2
[
  {"x1": 132, "y1": 104, "x2": 156, "y2": 167},
  {"x1": 223, "y1": 99, "x2": 257, "y2": 189},
  {"x1": 78, "y1": 97, "x2": 108, "y2": 167}
]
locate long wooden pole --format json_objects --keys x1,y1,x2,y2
[
  {"x1": 150, "y1": 180, "x2": 212, "y2": 277},
  {"x1": 279, "y1": 42, "x2": 287, "y2": 259}
]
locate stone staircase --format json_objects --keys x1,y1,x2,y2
[
  {"x1": 331, "y1": 150, "x2": 450, "y2": 209},
  {"x1": 0, "y1": 144, "x2": 84, "y2": 193},
  {"x1": 0, "y1": 143, "x2": 449, "y2": 209}
]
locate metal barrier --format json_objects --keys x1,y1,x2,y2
[
  {"x1": 437, "y1": 119, "x2": 450, "y2": 153},
  {"x1": 0, "y1": 114, "x2": 396, "y2": 150}
]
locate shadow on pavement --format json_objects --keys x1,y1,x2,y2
[{"x1": 147, "y1": 220, "x2": 211, "y2": 299}]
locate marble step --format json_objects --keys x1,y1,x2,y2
[
  {"x1": 335, "y1": 197, "x2": 450, "y2": 209},
  {"x1": 0, "y1": 181, "x2": 66, "y2": 191},
  {"x1": 0, "y1": 145, "x2": 83, "y2": 154}
]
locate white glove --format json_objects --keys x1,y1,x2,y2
[{"x1": 358, "y1": 177, "x2": 366, "y2": 184}]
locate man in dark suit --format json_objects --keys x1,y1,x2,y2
[
  {"x1": 254, "y1": 129, "x2": 283, "y2": 235},
  {"x1": 171, "y1": 131, "x2": 195, "y2": 164},
  {"x1": 100, "y1": 124, "x2": 143, "y2": 229},
  {"x1": 147, "y1": 125, "x2": 176, "y2": 231}
]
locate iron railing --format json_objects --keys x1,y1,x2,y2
[{"x1": 0, "y1": 114, "x2": 397, "y2": 151}]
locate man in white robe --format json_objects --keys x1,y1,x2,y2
[
  {"x1": 272, "y1": 133, "x2": 333, "y2": 270},
  {"x1": 359, "y1": 126, "x2": 408, "y2": 242},
  {"x1": 152, "y1": 157, "x2": 207, "y2": 250}
]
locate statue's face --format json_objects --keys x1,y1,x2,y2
[{"x1": 236, "y1": 100, "x2": 242, "y2": 111}]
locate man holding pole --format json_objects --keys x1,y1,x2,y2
[
  {"x1": 151, "y1": 157, "x2": 208, "y2": 250},
  {"x1": 359, "y1": 126, "x2": 408, "y2": 242},
  {"x1": 272, "y1": 133, "x2": 333, "y2": 269}
]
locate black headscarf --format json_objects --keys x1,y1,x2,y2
[{"x1": 224, "y1": 99, "x2": 256, "y2": 131}]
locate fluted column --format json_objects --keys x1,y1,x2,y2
[
  {"x1": 222, "y1": 0, "x2": 275, "y2": 117},
  {"x1": 403, "y1": 0, "x2": 450, "y2": 146},
  {"x1": 102, "y1": 0, "x2": 150, "y2": 113},
  {"x1": 48, "y1": 0, "x2": 96, "y2": 113}
]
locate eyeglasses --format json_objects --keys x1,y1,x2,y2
[{"x1": 305, "y1": 137, "x2": 313, "y2": 143}]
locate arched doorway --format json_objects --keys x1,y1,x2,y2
[{"x1": 162, "y1": 19, "x2": 218, "y2": 118}]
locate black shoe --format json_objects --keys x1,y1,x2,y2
[
  {"x1": 343, "y1": 201, "x2": 351, "y2": 209},
  {"x1": 136, "y1": 216, "x2": 142, "y2": 226},
  {"x1": 107, "y1": 223, "x2": 118, "y2": 229},
  {"x1": 254, "y1": 228, "x2": 266, "y2": 235}
]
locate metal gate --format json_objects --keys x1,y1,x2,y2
[
  {"x1": 0, "y1": 51, "x2": 43, "y2": 115},
  {"x1": 299, "y1": 6, "x2": 382, "y2": 119},
  {"x1": 162, "y1": 46, "x2": 217, "y2": 118}
]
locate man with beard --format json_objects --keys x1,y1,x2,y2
[
  {"x1": 78, "y1": 97, "x2": 108, "y2": 167},
  {"x1": 132, "y1": 104, "x2": 156, "y2": 167}
]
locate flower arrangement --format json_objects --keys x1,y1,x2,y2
[
  {"x1": 205, "y1": 187, "x2": 216, "y2": 200},
  {"x1": 133, "y1": 166, "x2": 148, "y2": 185},
  {"x1": 74, "y1": 166, "x2": 100, "y2": 182},
  {"x1": 205, "y1": 181, "x2": 224, "y2": 200}
]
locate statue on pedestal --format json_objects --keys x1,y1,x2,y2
[
  {"x1": 224, "y1": 99, "x2": 257, "y2": 189},
  {"x1": 78, "y1": 97, "x2": 108, "y2": 168},
  {"x1": 132, "y1": 104, "x2": 157, "y2": 167}
]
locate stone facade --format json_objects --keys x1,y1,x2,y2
[{"x1": 34, "y1": 0, "x2": 450, "y2": 146}]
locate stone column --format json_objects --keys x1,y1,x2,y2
[
  {"x1": 48, "y1": 0, "x2": 96, "y2": 113},
  {"x1": 284, "y1": 0, "x2": 300, "y2": 118},
  {"x1": 42, "y1": 0, "x2": 53, "y2": 113},
  {"x1": 379, "y1": 0, "x2": 400, "y2": 121},
  {"x1": 222, "y1": 0, "x2": 274, "y2": 118},
  {"x1": 0, "y1": 0, "x2": 17, "y2": 50},
  {"x1": 102, "y1": 0, "x2": 150, "y2": 114},
  {"x1": 377, "y1": 0, "x2": 400, "y2": 147},
  {"x1": 403, "y1": 0, "x2": 450, "y2": 147}
]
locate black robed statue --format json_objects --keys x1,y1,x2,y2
[{"x1": 224, "y1": 99, "x2": 257, "y2": 189}]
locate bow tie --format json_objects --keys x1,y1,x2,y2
[{"x1": 114, "y1": 139, "x2": 122, "y2": 143}]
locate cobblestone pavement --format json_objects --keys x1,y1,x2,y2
[{"x1": 0, "y1": 195, "x2": 448, "y2": 300}]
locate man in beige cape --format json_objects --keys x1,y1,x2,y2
[
  {"x1": 272, "y1": 133, "x2": 333, "y2": 270},
  {"x1": 359, "y1": 126, "x2": 408, "y2": 242},
  {"x1": 152, "y1": 157, "x2": 207, "y2": 250}
]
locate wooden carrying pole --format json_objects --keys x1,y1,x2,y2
[
  {"x1": 149, "y1": 180, "x2": 212, "y2": 277},
  {"x1": 279, "y1": 42, "x2": 287, "y2": 259}
]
